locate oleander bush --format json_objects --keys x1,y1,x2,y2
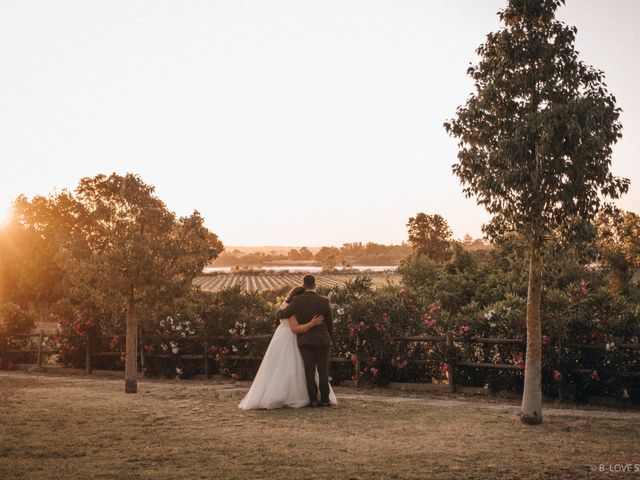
[
  {"x1": 394, "y1": 237, "x2": 640, "y2": 402},
  {"x1": 5, "y1": 236, "x2": 639, "y2": 404}
]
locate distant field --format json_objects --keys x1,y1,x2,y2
[{"x1": 193, "y1": 272, "x2": 401, "y2": 293}]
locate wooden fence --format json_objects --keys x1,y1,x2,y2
[{"x1": 2, "y1": 330, "x2": 639, "y2": 391}]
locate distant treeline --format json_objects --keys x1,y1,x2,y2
[{"x1": 210, "y1": 238, "x2": 488, "y2": 268}]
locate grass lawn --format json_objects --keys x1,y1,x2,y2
[{"x1": 1, "y1": 371, "x2": 638, "y2": 479}]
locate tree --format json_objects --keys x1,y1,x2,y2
[
  {"x1": 315, "y1": 246, "x2": 341, "y2": 263},
  {"x1": 287, "y1": 249, "x2": 302, "y2": 261},
  {"x1": 69, "y1": 173, "x2": 223, "y2": 393},
  {"x1": 298, "y1": 247, "x2": 314, "y2": 261},
  {"x1": 322, "y1": 254, "x2": 338, "y2": 273},
  {"x1": 1, "y1": 194, "x2": 75, "y2": 318},
  {"x1": 406, "y1": 213, "x2": 452, "y2": 262},
  {"x1": 445, "y1": 0, "x2": 629, "y2": 423}
]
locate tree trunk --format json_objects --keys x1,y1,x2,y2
[
  {"x1": 124, "y1": 291, "x2": 138, "y2": 393},
  {"x1": 521, "y1": 238, "x2": 543, "y2": 424}
]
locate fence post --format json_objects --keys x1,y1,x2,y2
[
  {"x1": 446, "y1": 331, "x2": 456, "y2": 393},
  {"x1": 139, "y1": 332, "x2": 145, "y2": 378},
  {"x1": 36, "y1": 330, "x2": 44, "y2": 369},
  {"x1": 354, "y1": 334, "x2": 361, "y2": 387},
  {"x1": 85, "y1": 333, "x2": 92, "y2": 375},
  {"x1": 204, "y1": 340, "x2": 210, "y2": 379}
]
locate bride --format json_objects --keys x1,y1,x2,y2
[{"x1": 238, "y1": 286, "x2": 338, "y2": 410}]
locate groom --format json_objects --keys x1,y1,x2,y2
[{"x1": 278, "y1": 274, "x2": 333, "y2": 407}]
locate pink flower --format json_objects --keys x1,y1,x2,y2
[
  {"x1": 552, "y1": 370, "x2": 562, "y2": 381},
  {"x1": 349, "y1": 321, "x2": 367, "y2": 337},
  {"x1": 542, "y1": 335, "x2": 551, "y2": 346},
  {"x1": 459, "y1": 326, "x2": 471, "y2": 335},
  {"x1": 579, "y1": 279, "x2": 589, "y2": 296},
  {"x1": 382, "y1": 313, "x2": 390, "y2": 323},
  {"x1": 230, "y1": 373, "x2": 239, "y2": 381},
  {"x1": 440, "y1": 362, "x2": 450, "y2": 374},
  {"x1": 428, "y1": 303, "x2": 439, "y2": 314},
  {"x1": 350, "y1": 354, "x2": 359, "y2": 365},
  {"x1": 513, "y1": 352, "x2": 525, "y2": 369},
  {"x1": 423, "y1": 309, "x2": 437, "y2": 328},
  {"x1": 391, "y1": 356, "x2": 408, "y2": 369},
  {"x1": 591, "y1": 370, "x2": 600, "y2": 381},
  {"x1": 370, "y1": 367, "x2": 379, "y2": 377}
]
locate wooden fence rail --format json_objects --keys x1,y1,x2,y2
[{"x1": 2, "y1": 330, "x2": 639, "y2": 389}]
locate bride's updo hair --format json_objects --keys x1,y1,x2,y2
[{"x1": 285, "y1": 286, "x2": 306, "y2": 303}]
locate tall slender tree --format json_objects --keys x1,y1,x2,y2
[{"x1": 445, "y1": 0, "x2": 628, "y2": 423}]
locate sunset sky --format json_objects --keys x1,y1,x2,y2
[{"x1": 1, "y1": 0, "x2": 638, "y2": 246}]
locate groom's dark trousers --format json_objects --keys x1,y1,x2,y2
[{"x1": 278, "y1": 291, "x2": 333, "y2": 404}]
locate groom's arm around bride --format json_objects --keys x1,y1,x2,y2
[{"x1": 277, "y1": 288, "x2": 333, "y2": 344}]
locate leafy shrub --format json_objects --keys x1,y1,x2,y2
[
  {"x1": 0, "y1": 302, "x2": 36, "y2": 365},
  {"x1": 9, "y1": 232, "x2": 637, "y2": 406}
]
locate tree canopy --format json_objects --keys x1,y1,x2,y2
[
  {"x1": 445, "y1": 0, "x2": 628, "y2": 244},
  {"x1": 406, "y1": 213, "x2": 453, "y2": 262},
  {"x1": 2, "y1": 173, "x2": 223, "y2": 392}
]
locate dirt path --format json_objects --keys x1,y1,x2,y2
[{"x1": 4, "y1": 370, "x2": 637, "y2": 420}]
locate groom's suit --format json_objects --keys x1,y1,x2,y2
[{"x1": 278, "y1": 291, "x2": 333, "y2": 405}]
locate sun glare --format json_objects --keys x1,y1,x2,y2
[{"x1": 0, "y1": 204, "x2": 12, "y2": 228}]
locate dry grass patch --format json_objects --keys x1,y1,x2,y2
[{"x1": 1, "y1": 372, "x2": 638, "y2": 479}]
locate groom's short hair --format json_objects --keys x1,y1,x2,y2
[{"x1": 303, "y1": 274, "x2": 316, "y2": 289}]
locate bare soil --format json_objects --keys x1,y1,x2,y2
[{"x1": 1, "y1": 371, "x2": 638, "y2": 480}]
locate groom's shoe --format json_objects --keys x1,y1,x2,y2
[
  {"x1": 309, "y1": 400, "x2": 319, "y2": 408},
  {"x1": 319, "y1": 401, "x2": 333, "y2": 407}
]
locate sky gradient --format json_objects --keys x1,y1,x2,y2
[{"x1": 1, "y1": 0, "x2": 638, "y2": 246}]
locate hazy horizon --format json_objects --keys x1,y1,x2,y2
[{"x1": 1, "y1": 1, "x2": 638, "y2": 246}]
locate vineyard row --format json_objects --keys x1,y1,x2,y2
[{"x1": 192, "y1": 274, "x2": 399, "y2": 293}]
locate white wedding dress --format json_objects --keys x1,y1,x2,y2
[{"x1": 238, "y1": 318, "x2": 337, "y2": 410}]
